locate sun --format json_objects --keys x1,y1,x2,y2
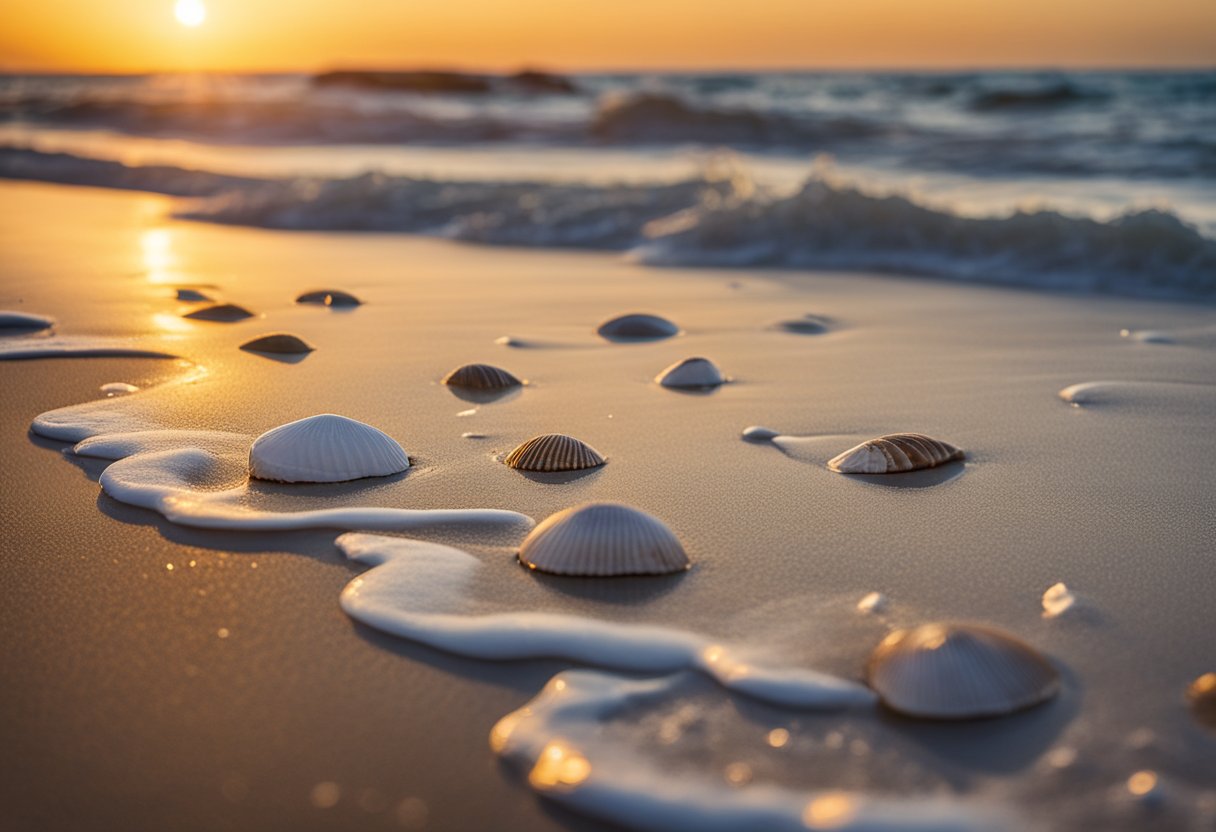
[{"x1": 174, "y1": 0, "x2": 206, "y2": 27}]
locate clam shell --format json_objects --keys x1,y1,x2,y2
[
  {"x1": 519, "y1": 502, "x2": 690, "y2": 576},
  {"x1": 184, "y1": 303, "x2": 255, "y2": 322},
  {"x1": 867, "y1": 622, "x2": 1060, "y2": 719},
  {"x1": 249, "y1": 414, "x2": 409, "y2": 483},
  {"x1": 442, "y1": 363, "x2": 522, "y2": 390},
  {"x1": 504, "y1": 434, "x2": 605, "y2": 472},
  {"x1": 828, "y1": 433, "x2": 964, "y2": 474},
  {"x1": 296, "y1": 289, "x2": 361, "y2": 307},
  {"x1": 775, "y1": 315, "x2": 831, "y2": 335},
  {"x1": 240, "y1": 333, "x2": 316, "y2": 354},
  {"x1": 597, "y1": 313, "x2": 679, "y2": 340},
  {"x1": 1188, "y1": 673, "x2": 1216, "y2": 731},
  {"x1": 655, "y1": 357, "x2": 725, "y2": 389},
  {"x1": 741, "y1": 425, "x2": 780, "y2": 442}
]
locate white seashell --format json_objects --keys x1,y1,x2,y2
[
  {"x1": 442, "y1": 363, "x2": 522, "y2": 390},
  {"x1": 1041, "y1": 582, "x2": 1077, "y2": 618},
  {"x1": 100, "y1": 382, "x2": 139, "y2": 396},
  {"x1": 184, "y1": 303, "x2": 254, "y2": 322},
  {"x1": 0, "y1": 311, "x2": 54, "y2": 329},
  {"x1": 828, "y1": 433, "x2": 964, "y2": 474},
  {"x1": 741, "y1": 425, "x2": 780, "y2": 442},
  {"x1": 240, "y1": 333, "x2": 315, "y2": 354},
  {"x1": 504, "y1": 434, "x2": 605, "y2": 472},
  {"x1": 1189, "y1": 673, "x2": 1216, "y2": 731},
  {"x1": 597, "y1": 313, "x2": 679, "y2": 340},
  {"x1": 866, "y1": 622, "x2": 1060, "y2": 719},
  {"x1": 655, "y1": 357, "x2": 725, "y2": 389},
  {"x1": 175, "y1": 288, "x2": 211, "y2": 302},
  {"x1": 495, "y1": 335, "x2": 523, "y2": 347},
  {"x1": 519, "y1": 502, "x2": 690, "y2": 576},
  {"x1": 249, "y1": 414, "x2": 409, "y2": 483},
  {"x1": 297, "y1": 289, "x2": 361, "y2": 307},
  {"x1": 856, "y1": 591, "x2": 888, "y2": 614}
]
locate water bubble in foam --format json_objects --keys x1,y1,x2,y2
[{"x1": 1041, "y1": 582, "x2": 1077, "y2": 618}]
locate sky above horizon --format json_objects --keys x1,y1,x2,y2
[{"x1": 3, "y1": 0, "x2": 1215, "y2": 73}]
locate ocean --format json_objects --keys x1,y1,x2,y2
[{"x1": 1, "y1": 69, "x2": 1213, "y2": 298}]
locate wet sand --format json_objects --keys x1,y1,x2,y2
[{"x1": 2, "y1": 181, "x2": 1215, "y2": 831}]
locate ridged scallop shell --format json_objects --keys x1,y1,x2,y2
[
  {"x1": 504, "y1": 434, "x2": 605, "y2": 472},
  {"x1": 296, "y1": 289, "x2": 361, "y2": 307},
  {"x1": 184, "y1": 303, "x2": 255, "y2": 322},
  {"x1": 442, "y1": 363, "x2": 522, "y2": 390},
  {"x1": 828, "y1": 433, "x2": 964, "y2": 474},
  {"x1": 867, "y1": 623, "x2": 1060, "y2": 719},
  {"x1": 249, "y1": 414, "x2": 409, "y2": 483},
  {"x1": 240, "y1": 333, "x2": 316, "y2": 354},
  {"x1": 597, "y1": 313, "x2": 679, "y2": 340},
  {"x1": 1188, "y1": 673, "x2": 1216, "y2": 731},
  {"x1": 519, "y1": 502, "x2": 690, "y2": 576},
  {"x1": 655, "y1": 357, "x2": 725, "y2": 389}
]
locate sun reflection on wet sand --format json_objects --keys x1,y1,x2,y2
[{"x1": 527, "y1": 740, "x2": 591, "y2": 792}]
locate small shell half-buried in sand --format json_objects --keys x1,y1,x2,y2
[
  {"x1": 240, "y1": 333, "x2": 316, "y2": 354},
  {"x1": 828, "y1": 433, "x2": 964, "y2": 474},
  {"x1": 442, "y1": 363, "x2": 522, "y2": 390},
  {"x1": 519, "y1": 502, "x2": 690, "y2": 576},
  {"x1": 183, "y1": 303, "x2": 255, "y2": 322},
  {"x1": 249, "y1": 414, "x2": 409, "y2": 483},
  {"x1": 504, "y1": 434, "x2": 605, "y2": 472},
  {"x1": 655, "y1": 357, "x2": 725, "y2": 389},
  {"x1": 296, "y1": 289, "x2": 362, "y2": 307},
  {"x1": 867, "y1": 622, "x2": 1060, "y2": 719},
  {"x1": 597, "y1": 313, "x2": 680, "y2": 340}
]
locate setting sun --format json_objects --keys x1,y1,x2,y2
[{"x1": 174, "y1": 0, "x2": 205, "y2": 27}]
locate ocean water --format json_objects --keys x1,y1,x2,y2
[{"x1": 1, "y1": 70, "x2": 1214, "y2": 298}]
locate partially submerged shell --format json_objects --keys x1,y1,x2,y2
[
  {"x1": 828, "y1": 433, "x2": 964, "y2": 474},
  {"x1": 0, "y1": 311, "x2": 54, "y2": 330},
  {"x1": 775, "y1": 315, "x2": 832, "y2": 335},
  {"x1": 597, "y1": 313, "x2": 679, "y2": 340},
  {"x1": 184, "y1": 303, "x2": 255, "y2": 322},
  {"x1": 442, "y1": 363, "x2": 522, "y2": 390},
  {"x1": 249, "y1": 414, "x2": 409, "y2": 483},
  {"x1": 867, "y1": 623, "x2": 1060, "y2": 719},
  {"x1": 1188, "y1": 673, "x2": 1216, "y2": 731},
  {"x1": 296, "y1": 289, "x2": 361, "y2": 307},
  {"x1": 656, "y1": 357, "x2": 725, "y2": 389},
  {"x1": 240, "y1": 333, "x2": 316, "y2": 354},
  {"x1": 175, "y1": 288, "x2": 211, "y2": 302},
  {"x1": 504, "y1": 434, "x2": 605, "y2": 472},
  {"x1": 519, "y1": 502, "x2": 690, "y2": 576}
]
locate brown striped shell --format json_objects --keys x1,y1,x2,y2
[
  {"x1": 519, "y1": 502, "x2": 690, "y2": 576},
  {"x1": 867, "y1": 623, "x2": 1060, "y2": 719},
  {"x1": 828, "y1": 433, "x2": 964, "y2": 474},
  {"x1": 184, "y1": 303, "x2": 255, "y2": 322},
  {"x1": 504, "y1": 434, "x2": 605, "y2": 472},
  {"x1": 442, "y1": 363, "x2": 522, "y2": 390},
  {"x1": 296, "y1": 289, "x2": 362, "y2": 307},
  {"x1": 240, "y1": 333, "x2": 316, "y2": 354}
]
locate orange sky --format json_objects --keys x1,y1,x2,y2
[{"x1": 3, "y1": 0, "x2": 1214, "y2": 73}]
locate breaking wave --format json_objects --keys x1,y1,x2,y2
[{"x1": 2, "y1": 147, "x2": 1213, "y2": 300}]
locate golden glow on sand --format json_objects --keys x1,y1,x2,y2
[
  {"x1": 174, "y1": 0, "x2": 206, "y2": 28},
  {"x1": 2, "y1": 0, "x2": 1214, "y2": 71}
]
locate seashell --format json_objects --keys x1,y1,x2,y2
[
  {"x1": 240, "y1": 333, "x2": 316, "y2": 354},
  {"x1": 1188, "y1": 673, "x2": 1216, "y2": 731},
  {"x1": 867, "y1": 622, "x2": 1059, "y2": 719},
  {"x1": 597, "y1": 313, "x2": 679, "y2": 340},
  {"x1": 828, "y1": 433, "x2": 964, "y2": 474},
  {"x1": 741, "y1": 425, "x2": 780, "y2": 442},
  {"x1": 856, "y1": 591, "x2": 887, "y2": 614},
  {"x1": 249, "y1": 414, "x2": 409, "y2": 483},
  {"x1": 0, "y1": 311, "x2": 54, "y2": 329},
  {"x1": 504, "y1": 434, "x2": 605, "y2": 472},
  {"x1": 296, "y1": 289, "x2": 361, "y2": 307},
  {"x1": 100, "y1": 382, "x2": 139, "y2": 396},
  {"x1": 655, "y1": 357, "x2": 725, "y2": 389},
  {"x1": 775, "y1": 315, "x2": 831, "y2": 335},
  {"x1": 442, "y1": 363, "x2": 522, "y2": 390},
  {"x1": 1041, "y1": 582, "x2": 1077, "y2": 618},
  {"x1": 519, "y1": 502, "x2": 690, "y2": 576},
  {"x1": 184, "y1": 303, "x2": 255, "y2": 322},
  {"x1": 175, "y1": 288, "x2": 211, "y2": 302}
]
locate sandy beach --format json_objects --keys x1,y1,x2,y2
[{"x1": 2, "y1": 179, "x2": 1214, "y2": 830}]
